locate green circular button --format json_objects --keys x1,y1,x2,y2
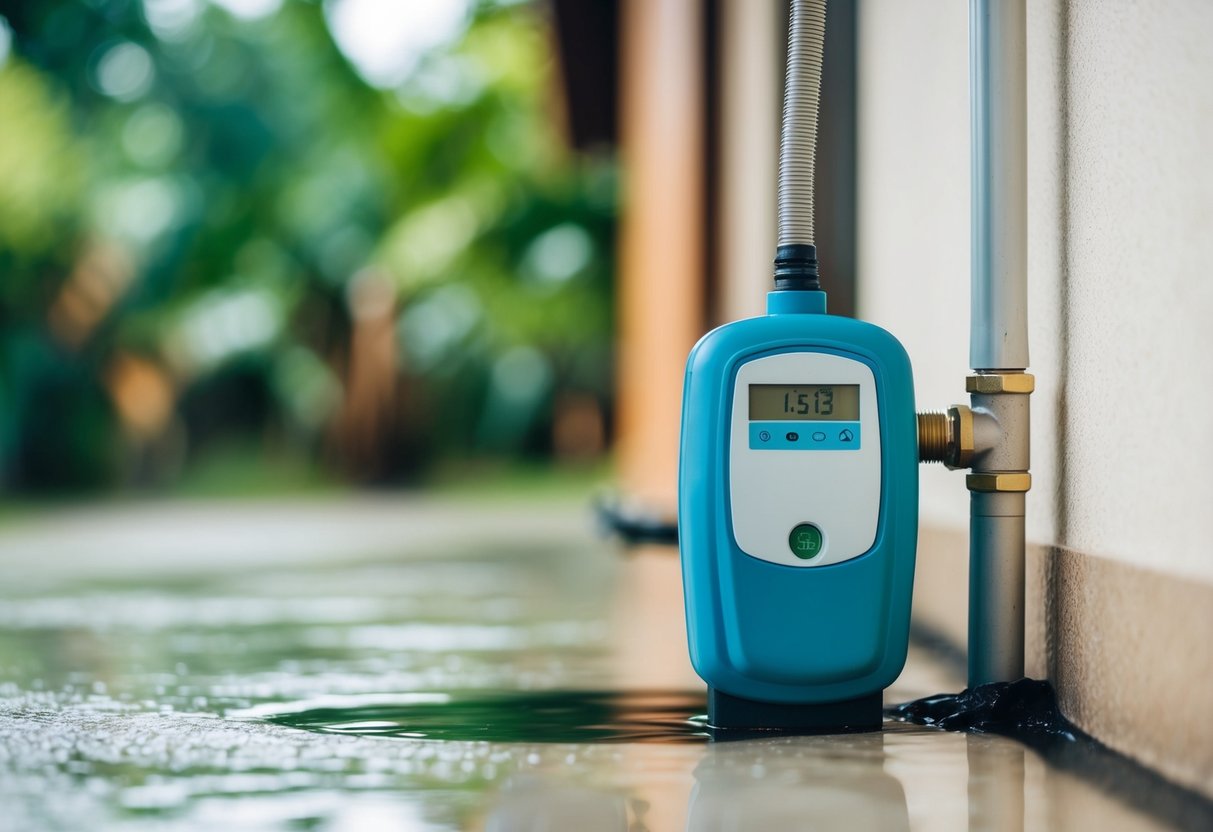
[{"x1": 789, "y1": 523, "x2": 824, "y2": 559}]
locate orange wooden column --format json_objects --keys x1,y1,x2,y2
[{"x1": 615, "y1": 0, "x2": 707, "y2": 509}]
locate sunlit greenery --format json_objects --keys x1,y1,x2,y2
[{"x1": 0, "y1": 0, "x2": 615, "y2": 491}]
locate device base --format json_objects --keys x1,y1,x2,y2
[{"x1": 707, "y1": 688, "x2": 883, "y2": 736}]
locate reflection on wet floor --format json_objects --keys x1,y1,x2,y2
[
  {"x1": 259, "y1": 690, "x2": 709, "y2": 744},
  {"x1": 689, "y1": 733, "x2": 911, "y2": 831},
  {"x1": 0, "y1": 498, "x2": 1202, "y2": 830}
]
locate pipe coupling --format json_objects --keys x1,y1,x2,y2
[
  {"x1": 965, "y1": 371, "x2": 1033, "y2": 490},
  {"x1": 917, "y1": 405, "x2": 975, "y2": 469}
]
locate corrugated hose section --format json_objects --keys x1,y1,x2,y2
[{"x1": 777, "y1": 0, "x2": 827, "y2": 248}]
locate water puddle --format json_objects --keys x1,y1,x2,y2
[
  {"x1": 262, "y1": 690, "x2": 710, "y2": 744},
  {"x1": 2, "y1": 500, "x2": 1206, "y2": 830}
]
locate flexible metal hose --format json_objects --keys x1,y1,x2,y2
[{"x1": 777, "y1": 0, "x2": 827, "y2": 248}]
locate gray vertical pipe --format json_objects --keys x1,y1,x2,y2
[
  {"x1": 969, "y1": 0, "x2": 1029, "y2": 685},
  {"x1": 970, "y1": 0, "x2": 1028, "y2": 372},
  {"x1": 969, "y1": 491, "x2": 1026, "y2": 684}
]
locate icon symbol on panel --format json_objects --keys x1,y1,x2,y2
[
  {"x1": 758, "y1": 430, "x2": 771, "y2": 442},
  {"x1": 785, "y1": 432, "x2": 799, "y2": 442},
  {"x1": 839, "y1": 429, "x2": 854, "y2": 442},
  {"x1": 811, "y1": 431, "x2": 827, "y2": 442},
  {"x1": 789, "y1": 523, "x2": 823, "y2": 559}
]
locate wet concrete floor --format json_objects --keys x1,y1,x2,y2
[{"x1": 0, "y1": 496, "x2": 1193, "y2": 830}]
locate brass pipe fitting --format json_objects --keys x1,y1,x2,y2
[{"x1": 917, "y1": 405, "x2": 975, "y2": 470}]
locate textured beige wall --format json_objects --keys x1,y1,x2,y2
[
  {"x1": 857, "y1": 0, "x2": 1213, "y2": 796},
  {"x1": 1055, "y1": 0, "x2": 1213, "y2": 582}
]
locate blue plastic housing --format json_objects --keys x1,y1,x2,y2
[{"x1": 678, "y1": 292, "x2": 918, "y2": 704}]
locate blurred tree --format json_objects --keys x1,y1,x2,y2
[{"x1": 0, "y1": 0, "x2": 616, "y2": 492}]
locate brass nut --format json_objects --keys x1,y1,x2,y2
[
  {"x1": 966, "y1": 472, "x2": 1032, "y2": 492},
  {"x1": 966, "y1": 373, "x2": 1035, "y2": 394},
  {"x1": 947, "y1": 405, "x2": 974, "y2": 470}
]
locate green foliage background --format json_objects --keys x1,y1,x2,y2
[{"x1": 0, "y1": 0, "x2": 616, "y2": 492}]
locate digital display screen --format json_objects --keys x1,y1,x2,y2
[{"x1": 749, "y1": 384, "x2": 860, "y2": 421}]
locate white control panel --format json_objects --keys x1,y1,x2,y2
[{"x1": 728, "y1": 352, "x2": 882, "y2": 567}]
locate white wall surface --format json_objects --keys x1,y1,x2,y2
[{"x1": 857, "y1": 0, "x2": 1213, "y2": 583}]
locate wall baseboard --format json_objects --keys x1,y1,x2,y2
[{"x1": 913, "y1": 525, "x2": 1213, "y2": 800}]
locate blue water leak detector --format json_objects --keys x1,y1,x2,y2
[{"x1": 678, "y1": 0, "x2": 918, "y2": 733}]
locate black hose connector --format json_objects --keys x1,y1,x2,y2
[{"x1": 773, "y1": 243, "x2": 821, "y2": 291}]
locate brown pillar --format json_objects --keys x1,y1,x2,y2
[{"x1": 616, "y1": 0, "x2": 707, "y2": 509}]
